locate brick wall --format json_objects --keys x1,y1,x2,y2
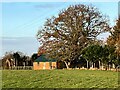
[{"x1": 33, "y1": 62, "x2": 56, "y2": 70}]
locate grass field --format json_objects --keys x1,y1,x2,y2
[{"x1": 2, "y1": 70, "x2": 119, "y2": 88}]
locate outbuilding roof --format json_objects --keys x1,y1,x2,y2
[{"x1": 35, "y1": 54, "x2": 56, "y2": 62}]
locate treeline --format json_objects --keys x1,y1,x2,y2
[
  {"x1": 81, "y1": 44, "x2": 119, "y2": 69},
  {"x1": 0, "y1": 51, "x2": 38, "y2": 69}
]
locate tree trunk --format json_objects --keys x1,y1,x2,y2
[
  {"x1": 87, "y1": 60, "x2": 89, "y2": 69},
  {"x1": 105, "y1": 64, "x2": 107, "y2": 70},
  {"x1": 99, "y1": 61, "x2": 100, "y2": 69},
  {"x1": 108, "y1": 63, "x2": 111, "y2": 70},
  {"x1": 102, "y1": 63, "x2": 104, "y2": 70},
  {"x1": 15, "y1": 59, "x2": 18, "y2": 66},
  {"x1": 23, "y1": 62, "x2": 25, "y2": 68},
  {"x1": 92, "y1": 62, "x2": 93, "y2": 68},
  {"x1": 94, "y1": 63, "x2": 95, "y2": 68},
  {"x1": 64, "y1": 61, "x2": 69, "y2": 69},
  {"x1": 112, "y1": 63, "x2": 115, "y2": 68}
]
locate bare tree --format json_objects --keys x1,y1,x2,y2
[{"x1": 37, "y1": 4, "x2": 110, "y2": 69}]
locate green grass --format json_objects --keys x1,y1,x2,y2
[{"x1": 2, "y1": 70, "x2": 119, "y2": 88}]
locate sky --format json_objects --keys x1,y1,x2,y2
[{"x1": 0, "y1": 1, "x2": 119, "y2": 58}]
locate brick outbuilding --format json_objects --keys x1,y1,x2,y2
[{"x1": 33, "y1": 54, "x2": 57, "y2": 70}]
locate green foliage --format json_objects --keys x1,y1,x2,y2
[
  {"x1": 2, "y1": 70, "x2": 118, "y2": 88},
  {"x1": 82, "y1": 44, "x2": 117, "y2": 66},
  {"x1": 31, "y1": 53, "x2": 38, "y2": 61},
  {"x1": 82, "y1": 44, "x2": 103, "y2": 62}
]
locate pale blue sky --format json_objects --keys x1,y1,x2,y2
[
  {"x1": 1, "y1": 2, "x2": 118, "y2": 37},
  {"x1": 0, "y1": 2, "x2": 119, "y2": 57}
]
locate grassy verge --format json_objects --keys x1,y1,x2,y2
[{"x1": 2, "y1": 70, "x2": 119, "y2": 88}]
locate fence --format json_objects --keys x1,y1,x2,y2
[{"x1": 2, "y1": 66, "x2": 33, "y2": 70}]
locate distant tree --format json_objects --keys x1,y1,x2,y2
[
  {"x1": 2, "y1": 51, "x2": 14, "y2": 69},
  {"x1": 101, "y1": 45, "x2": 111, "y2": 70},
  {"x1": 82, "y1": 44, "x2": 103, "y2": 68},
  {"x1": 13, "y1": 52, "x2": 20, "y2": 66},
  {"x1": 31, "y1": 53, "x2": 38, "y2": 62},
  {"x1": 37, "y1": 4, "x2": 110, "y2": 69},
  {"x1": 107, "y1": 16, "x2": 120, "y2": 65},
  {"x1": 107, "y1": 17, "x2": 120, "y2": 55},
  {"x1": 22, "y1": 56, "x2": 31, "y2": 66},
  {"x1": 12, "y1": 51, "x2": 30, "y2": 66},
  {"x1": 108, "y1": 52, "x2": 118, "y2": 68},
  {"x1": 0, "y1": 59, "x2": 2, "y2": 68},
  {"x1": 1, "y1": 51, "x2": 33, "y2": 69},
  {"x1": 13, "y1": 51, "x2": 25, "y2": 66},
  {"x1": 82, "y1": 44, "x2": 117, "y2": 70}
]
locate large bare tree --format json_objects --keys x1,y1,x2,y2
[{"x1": 37, "y1": 4, "x2": 110, "y2": 68}]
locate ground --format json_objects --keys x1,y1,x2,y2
[{"x1": 1, "y1": 70, "x2": 119, "y2": 88}]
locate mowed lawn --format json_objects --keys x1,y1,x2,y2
[{"x1": 2, "y1": 70, "x2": 119, "y2": 88}]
